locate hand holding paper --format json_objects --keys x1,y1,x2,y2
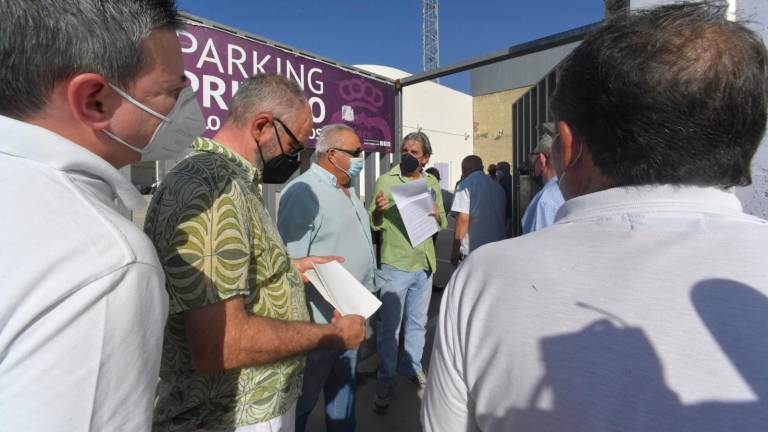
[
  {"x1": 330, "y1": 311, "x2": 365, "y2": 349},
  {"x1": 304, "y1": 260, "x2": 382, "y2": 319},
  {"x1": 390, "y1": 179, "x2": 439, "y2": 247},
  {"x1": 293, "y1": 255, "x2": 345, "y2": 283}
]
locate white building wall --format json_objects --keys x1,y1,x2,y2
[
  {"x1": 628, "y1": 0, "x2": 767, "y2": 218},
  {"x1": 356, "y1": 65, "x2": 474, "y2": 192},
  {"x1": 734, "y1": 0, "x2": 768, "y2": 218}
]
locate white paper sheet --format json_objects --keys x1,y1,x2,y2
[
  {"x1": 304, "y1": 260, "x2": 382, "y2": 319},
  {"x1": 390, "y1": 179, "x2": 439, "y2": 247}
]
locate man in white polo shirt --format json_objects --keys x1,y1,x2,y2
[
  {"x1": 423, "y1": 2, "x2": 768, "y2": 431},
  {"x1": 450, "y1": 155, "x2": 507, "y2": 266},
  {"x1": 0, "y1": 1, "x2": 203, "y2": 430}
]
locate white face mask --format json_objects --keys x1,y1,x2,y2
[
  {"x1": 103, "y1": 85, "x2": 205, "y2": 162},
  {"x1": 556, "y1": 137, "x2": 583, "y2": 191}
]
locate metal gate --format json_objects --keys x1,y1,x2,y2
[{"x1": 511, "y1": 68, "x2": 558, "y2": 237}]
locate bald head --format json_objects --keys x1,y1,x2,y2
[{"x1": 462, "y1": 155, "x2": 483, "y2": 178}]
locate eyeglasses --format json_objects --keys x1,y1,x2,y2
[
  {"x1": 333, "y1": 147, "x2": 363, "y2": 158},
  {"x1": 273, "y1": 118, "x2": 305, "y2": 154}
]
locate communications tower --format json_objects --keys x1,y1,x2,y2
[{"x1": 422, "y1": 0, "x2": 440, "y2": 74}]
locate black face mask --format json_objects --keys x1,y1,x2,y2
[
  {"x1": 258, "y1": 119, "x2": 302, "y2": 184},
  {"x1": 400, "y1": 152, "x2": 420, "y2": 176}
]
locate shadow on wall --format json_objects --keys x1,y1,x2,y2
[{"x1": 477, "y1": 279, "x2": 768, "y2": 431}]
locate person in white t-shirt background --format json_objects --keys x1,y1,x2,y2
[
  {"x1": 423, "y1": 2, "x2": 768, "y2": 431},
  {"x1": 450, "y1": 155, "x2": 507, "y2": 266}
]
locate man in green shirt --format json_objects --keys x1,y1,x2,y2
[
  {"x1": 145, "y1": 74, "x2": 365, "y2": 431},
  {"x1": 368, "y1": 132, "x2": 448, "y2": 412}
]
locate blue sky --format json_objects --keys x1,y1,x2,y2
[{"x1": 176, "y1": 0, "x2": 605, "y2": 93}]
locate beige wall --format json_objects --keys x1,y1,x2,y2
[{"x1": 472, "y1": 87, "x2": 529, "y2": 168}]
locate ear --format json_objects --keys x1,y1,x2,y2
[
  {"x1": 557, "y1": 120, "x2": 578, "y2": 168},
  {"x1": 325, "y1": 147, "x2": 337, "y2": 163},
  {"x1": 67, "y1": 73, "x2": 121, "y2": 130},
  {"x1": 249, "y1": 113, "x2": 273, "y2": 143},
  {"x1": 538, "y1": 152, "x2": 547, "y2": 168}
]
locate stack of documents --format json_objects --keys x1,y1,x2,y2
[
  {"x1": 390, "y1": 178, "x2": 439, "y2": 247},
  {"x1": 304, "y1": 260, "x2": 382, "y2": 319}
]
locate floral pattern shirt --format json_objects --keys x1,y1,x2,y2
[{"x1": 145, "y1": 138, "x2": 309, "y2": 431}]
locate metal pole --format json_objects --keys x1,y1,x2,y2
[
  {"x1": 393, "y1": 84, "x2": 403, "y2": 165},
  {"x1": 364, "y1": 151, "x2": 376, "y2": 208}
]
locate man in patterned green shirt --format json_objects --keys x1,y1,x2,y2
[{"x1": 145, "y1": 75, "x2": 365, "y2": 431}]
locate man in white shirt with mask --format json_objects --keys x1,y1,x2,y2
[
  {"x1": 423, "y1": 2, "x2": 768, "y2": 431},
  {"x1": 0, "y1": 1, "x2": 204, "y2": 430}
]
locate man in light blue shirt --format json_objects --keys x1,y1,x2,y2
[
  {"x1": 522, "y1": 123, "x2": 565, "y2": 234},
  {"x1": 278, "y1": 124, "x2": 376, "y2": 432},
  {"x1": 450, "y1": 155, "x2": 507, "y2": 265}
]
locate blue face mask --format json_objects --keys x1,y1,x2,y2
[{"x1": 347, "y1": 157, "x2": 364, "y2": 178}]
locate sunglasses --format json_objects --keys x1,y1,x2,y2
[
  {"x1": 333, "y1": 147, "x2": 363, "y2": 158},
  {"x1": 273, "y1": 118, "x2": 305, "y2": 154}
]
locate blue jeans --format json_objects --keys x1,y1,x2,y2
[
  {"x1": 295, "y1": 348, "x2": 357, "y2": 432},
  {"x1": 376, "y1": 264, "x2": 432, "y2": 385}
]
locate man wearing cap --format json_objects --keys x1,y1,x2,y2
[{"x1": 521, "y1": 122, "x2": 565, "y2": 234}]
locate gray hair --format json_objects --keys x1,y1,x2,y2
[
  {"x1": 316, "y1": 123, "x2": 356, "y2": 153},
  {"x1": 227, "y1": 74, "x2": 308, "y2": 126},
  {"x1": 536, "y1": 134, "x2": 555, "y2": 156},
  {"x1": 402, "y1": 131, "x2": 433, "y2": 155},
  {"x1": 536, "y1": 122, "x2": 557, "y2": 155},
  {"x1": 0, "y1": 0, "x2": 182, "y2": 119}
]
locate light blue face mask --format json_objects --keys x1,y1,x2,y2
[{"x1": 346, "y1": 157, "x2": 364, "y2": 179}]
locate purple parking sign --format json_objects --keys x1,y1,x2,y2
[{"x1": 178, "y1": 19, "x2": 395, "y2": 153}]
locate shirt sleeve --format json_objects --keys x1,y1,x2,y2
[
  {"x1": 368, "y1": 177, "x2": 387, "y2": 231},
  {"x1": 0, "y1": 263, "x2": 167, "y2": 431},
  {"x1": 451, "y1": 184, "x2": 470, "y2": 214},
  {"x1": 159, "y1": 179, "x2": 252, "y2": 314},
  {"x1": 531, "y1": 191, "x2": 564, "y2": 232},
  {"x1": 421, "y1": 268, "x2": 477, "y2": 431},
  {"x1": 531, "y1": 202, "x2": 552, "y2": 232},
  {"x1": 277, "y1": 181, "x2": 318, "y2": 258}
]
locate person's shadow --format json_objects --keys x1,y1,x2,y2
[
  {"x1": 686, "y1": 279, "x2": 768, "y2": 429},
  {"x1": 276, "y1": 181, "x2": 319, "y2": 245},
  {"x1": 478, "y1": 279, "x2": 768, "y2": 431}
]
